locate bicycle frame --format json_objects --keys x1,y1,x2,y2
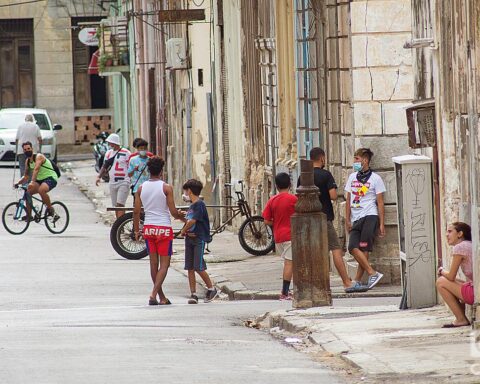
[{"x1": 14, "y1": 188, "x2": 46, "y2": 222}]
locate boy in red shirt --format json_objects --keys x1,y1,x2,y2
[{"x1": 262, "y1": 172, "x2": 298, "y2": 300}]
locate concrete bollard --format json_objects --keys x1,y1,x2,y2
[{"x1": 291, "y1": 159, "x2": 332, "y2": 308}]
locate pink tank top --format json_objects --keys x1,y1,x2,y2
[{"x1": 453, "y1": 240, "x2": 473, "y2": 281}]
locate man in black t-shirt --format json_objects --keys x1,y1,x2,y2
[{"x1": 298, "y1": 147, "x2": 367, "y2": 293}]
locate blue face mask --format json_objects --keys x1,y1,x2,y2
[{"x1": 353, "y1": 162, "x2": 362, "y2": 172}]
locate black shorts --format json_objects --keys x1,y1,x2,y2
[
  {"x1": 348, "y1": 215, "x2": 379, "y2": 252},
  {"x1": 184, "y1": 236, "x2": 207, "y2": 272},
  {"x1": 35, "y1": 177, "x2": 57, "y2": 191}
]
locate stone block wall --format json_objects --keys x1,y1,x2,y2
[{"x1": 330, "y1": 0, "x2": 415, "y2": 285}]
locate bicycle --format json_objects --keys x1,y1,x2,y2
[
  {"x1": 109, "y1": 181, "x2": 275, "y2": 260},
  {"x1": 2, "y1": 185, "x2": 70, "y2": 235}
]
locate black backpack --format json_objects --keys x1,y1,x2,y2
[{"x1": 33, "y1": 155, "x2": 61, "y2": 178}]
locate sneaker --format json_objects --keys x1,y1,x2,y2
[
  {"x1": 204, "y1": 288, "x2": 218, "y2": 303},
  {"x1": 279, "y1": 293, "x2": 293, "y2": 301},
  {"x1": 367, "y1": 272, "x2": 384, "y2": 289},
  {"x1": 345, "y1": 281, "x2": 369, "y2": 293},
  {"x1": 188, "y1": 294, "x2": 198, "y2": 304},
  {"x1": 47, "y1": 208, "x2": 55, "y2": 216}
]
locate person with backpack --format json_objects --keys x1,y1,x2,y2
[
  {"x1": 14, "y1": 141, "x2": 59, "y2": 218},
  {"x1": 127, "y1": 138, "x2": 151, "y2": 198},
  {"x1": 95, "y1": 133, "x2": 131, "y2": 218}
]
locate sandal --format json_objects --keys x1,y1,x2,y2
[
  {"x1": 159, "y1": 299, "x2": 171, "y2": 305},
  {"x1": 148, "y1": 297, "x2": 158, "y2": 306},
  {"x1": 442, "y1": 322, "x2": 470, "y2": 328}
]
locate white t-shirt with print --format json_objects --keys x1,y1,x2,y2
[
  {"x1": 345, "y1": 171, "x2": 386, "y2": 223},
  {"x1": 105, "y1": 148, "x2": 131, "y2": 184}
]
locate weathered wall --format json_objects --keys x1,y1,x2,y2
[
  {"x1": 0, "y1": 1, "x2": 107, "y2": 144},
  {"x1": 343, "y1": 0, "x2": 415, "y2": 284}
]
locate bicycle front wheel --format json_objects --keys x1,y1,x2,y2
[
  {"x1": 110, "y1": 212, "x2": 148, "y2": 260},
  {"x1": 2, "y1": 201, "x2": 30, "y2": 235},
  {"x1": 45, "y1": 201, "x2": 70, "y2": 234},
  {"x1": 238, "y1": 215, "x2": 275, "y2": 256}
]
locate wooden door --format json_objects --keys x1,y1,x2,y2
[{"x1": 0, "y1": 39, "x2": 34, "y2": 108}]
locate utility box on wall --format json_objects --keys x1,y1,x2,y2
[
  {"x1": 166, "y1": 38, "x2": 188, "y2": 69},
  {"x1": 393, "y1": 155, "x2": 437, "y2": 309}
]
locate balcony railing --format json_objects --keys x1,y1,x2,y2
[{"x1": 98, "y1": 16, "x2": 130, "y2": 75}]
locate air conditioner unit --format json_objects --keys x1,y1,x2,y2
[{"x1": 166, "y1": 38, "x2": 188, "y2": 70}]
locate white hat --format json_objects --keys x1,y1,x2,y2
[{"x1": 106, "y1": 133, "x2": 121, "y2": 145}]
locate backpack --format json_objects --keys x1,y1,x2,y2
[{"x1": 33, "y1": 155, "x2": 61, "y2": 178}]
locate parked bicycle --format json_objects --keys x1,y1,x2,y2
[
  {"x1": 2, "y1": 185, "x2": 69, "y2": 235},
  {"x1": 110, "y1": 181, "x2": 275, "y2": 260}
]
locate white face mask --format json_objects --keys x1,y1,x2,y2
[
  {"x1": 139, "y1": 150, "x2": 147, "y2": 157},
  {"x1": 182, "y1": 193, "x2": 191, "y2": 203}
]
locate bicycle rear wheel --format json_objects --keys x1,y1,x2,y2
[
  {"x1": 45, "y1": 201, "x2": 70, "y2": 234},
  {"x1": 110, "y1": 212, "x2": 148, "y2": 260},
  {"x1": 2, "y1": 201, "x2": 30, "y2": 235},
  {"x1": 238, "y1": 215, "x2": 275, "y2": 256}
]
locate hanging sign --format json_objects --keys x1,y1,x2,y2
[{"x1": 79, "y1": 28, "x2": 99, "y2": 46}]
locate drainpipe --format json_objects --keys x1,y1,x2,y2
[
  {"x1": 268, "y1": 70, "x2": 277, "y2": 195},
  {"x1": 186, "y1": 87, "x2": 192, "y2": 179}
]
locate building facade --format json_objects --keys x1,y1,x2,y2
[{"x1": 0, "y1": 0, "x2": 112, "y2": 145}]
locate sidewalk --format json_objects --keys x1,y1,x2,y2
[
  {"x1": 256, "y1": 304, "x2": 476, "y2": 383},
  {"x1": 63, "y1": 160, "x2": 402, "y2": 301}
]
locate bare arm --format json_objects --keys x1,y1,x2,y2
[
  {"x1": 264, "y1": 219, "x2": 273, "y2": 226},
  {"x1": 376, "y1": 192, "x2": 385, "y2": 237},
  {"x1": 345, "y1": 192, "x2": 352, "y2": 232},
  {"x1": 31, "y1": 154, "x2": 45, "y2": 183},
  {"x1": 133, "y1": 186, "x2": 142, "y2": 240},
  {"x1": 180, "y1": 218, "x2": 197, "y2": 236},
  {"x1": 164, "y1": 183, "x2": 185, "y2": 220},
  {"x1": 96, "y1": 164, "x2": 108, "y2": 186},
  {"x1": 329, "y1": 188, "x2": 338, "y2": 201},
  {"x1": 440, "y1": 255, "x2": 463, "y2": 281}
]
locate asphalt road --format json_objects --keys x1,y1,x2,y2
[{"x1": 0, "y1": 168, "x2": 342, "y2": 384}]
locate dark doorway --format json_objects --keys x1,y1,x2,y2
[
  {"x1": 0, "y1": 19, "x2": 34, "y2": 108},
  {"x1": 71, "y1": 17, "x2": 107, "y2": 109}
]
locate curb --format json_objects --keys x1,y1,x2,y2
[{"x1": 260, "y1": 310, "x2": 395, "y2": 375}]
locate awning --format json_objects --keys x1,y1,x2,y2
[{"x1": 88, "y1": 50, "x2": 100, "y2": 75}]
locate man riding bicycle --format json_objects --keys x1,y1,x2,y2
[{"x1": 14, "y1": 141, "x2": 59, "y2": 217}]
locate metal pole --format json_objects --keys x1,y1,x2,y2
[{"x1": 291, "y1": 159, "x2": 331, "y2": 308}]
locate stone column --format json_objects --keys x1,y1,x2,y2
[{"x1": 291, "y1": 159, "x2": 331, "y2": 308}]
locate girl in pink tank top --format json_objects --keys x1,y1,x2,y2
[{"x1": 436, "y1": 222, "x2": 473, "y2": 328}]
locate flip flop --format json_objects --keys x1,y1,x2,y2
[
  {"x1": 442, "y1": 322, "x2": 470, "y2": 328},
  {"x1": 159, "y1": 299, "x2": 171, "y2": 305},
  {"x1": 148, "y1": 297, "x2": 158, "y2": 306}
]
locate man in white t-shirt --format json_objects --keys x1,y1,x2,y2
[
  {"x1": 345, "y1": 148, "x2": 386, "y2": 290},
  {"x1": 16, "y1": 114, "x2": 42, "y2": 177},
  {"x1": 95, "y1": 133, "x2": 131, "y2": 218}
]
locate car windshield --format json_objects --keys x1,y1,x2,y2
[{"x1": 0, "y1": 112, "x2": 51, "y2": 131}]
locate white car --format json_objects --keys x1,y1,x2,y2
[{"x1": 0, "y1": 108, "x2": 62, "y2": 163}]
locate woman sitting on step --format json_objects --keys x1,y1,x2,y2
[{"x1": 436, "y1": 222, "x2": 473, "y2": 328}]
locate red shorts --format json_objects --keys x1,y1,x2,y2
[
  {"x1": 461, "y1": 281, "x2": 474, "y2": 305},
  {"x1": 143, "y1": 225, "x2": 174, "y2": 256}
]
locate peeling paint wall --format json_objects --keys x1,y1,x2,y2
[{"x1": 410, "y1": 1, "x2": 480, "y2": 314}]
